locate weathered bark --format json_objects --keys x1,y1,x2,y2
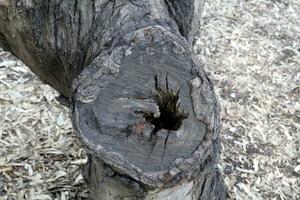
[
  {"x1": 0, "y1": 0, "x2": 227, "y2": 199},
  {"x1": 0, "y1": 0, "x2": 204, "y2": 97}
]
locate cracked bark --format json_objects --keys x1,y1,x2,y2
[{"x1": 0, "y1": 0, "x2": 227, "y2": 199}]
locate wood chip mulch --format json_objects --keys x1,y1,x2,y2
[{"x1": 0, "y1": 0, "x2": 299, "y2": 199}]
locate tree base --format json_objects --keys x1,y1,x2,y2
[{"x1": 83, "y1": 155, "x2": 227, "y2": 200}]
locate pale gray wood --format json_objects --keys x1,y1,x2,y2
[
  {"x1": 0, "y1": 0, "x2": 227, "y2": 199},
  {"x1": 84, "y1": 155, "x2": 226, "y2": 200}
]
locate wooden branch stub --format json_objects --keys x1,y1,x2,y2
[
  {"x1": 0, "y1": 0, "x2": 227, "y2": 199},
  {"x1": 73, "y1": 26, "x2": 220, "y2": 191}
]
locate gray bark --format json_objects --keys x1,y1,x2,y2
[{"x1": 0, "y1": 0, "x2": 227, "y2": 199}]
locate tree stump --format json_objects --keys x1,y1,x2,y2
[{"x1": 0, "y1": 0, "x2": 227, "y2": 199}]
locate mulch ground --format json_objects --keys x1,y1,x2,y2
[{"x1": 0, "y1": 0, "x2": 299, "y2": 199}]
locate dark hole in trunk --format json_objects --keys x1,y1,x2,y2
[{"x1": 143, "y1": 74, "x2": 188, "y2": 138}]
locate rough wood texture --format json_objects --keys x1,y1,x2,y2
[
  {"x1": 0, "y1": 0, "x2": 227, "y2": 199},
  {"x1": 0, "y1": 0, "x2": 204, "y2": 97}
]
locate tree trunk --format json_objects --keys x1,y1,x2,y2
[{"x1": 0, "y1": 0, "x2": 227, "y2": 199}]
